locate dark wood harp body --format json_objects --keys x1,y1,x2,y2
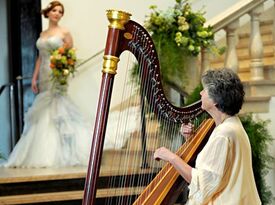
[{"x1": 83, "y1": 10, "x2": 215, "y2": 205}]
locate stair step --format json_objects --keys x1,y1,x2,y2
[
  {"x1": 243, "y1": 79, "x2": 275, "y2": 96},
  {"x1": 238, "y1": 28, "x2": 272, "y2": 39},
  {"x1": 0, "y1": 186, "x2": 145, "y2": 205},
  {"x1": 238, "y1": 20, "x2": 273, "y2": 36},
  {"x1": 211, "y1": 42, "x2": 274, "y2": 64},
  {"x1": 0, "y1": 167, "x2": 87, "y2": 184},
  {"x1": 241, "y1": 96, "x2": 271, "y2": 113},
  {"x1": 0, "y1": 190, "x2": 83, "y2": 205},
  {"x1": 0, "y1": 165, "x2": 160, "y2": 204},
  {"x1": 211, "y1": 55, "x2": 275, "y2": 72}
]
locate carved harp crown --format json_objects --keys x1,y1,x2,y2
[{"x1": 83, "y1": 10, "x2": 214, "y2": 205}]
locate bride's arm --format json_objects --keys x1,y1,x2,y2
[
  {"x1": 32, "y1": 54, "x2": 41, "y2": 94},
  {"x1": 63, "y1": 28, "x2": 73, "y2": 48}
]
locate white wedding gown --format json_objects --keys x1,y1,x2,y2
[{"x1": 1, "y1": 36, "x2": 92, "y2": 168}]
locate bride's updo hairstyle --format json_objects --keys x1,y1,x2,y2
[{"x1": 41, "y1": 1, "x2": 64, "y2": 18}]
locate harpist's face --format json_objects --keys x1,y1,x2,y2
[{"x1": 200, "y1": 88, "x2": 215, "y2": 112}]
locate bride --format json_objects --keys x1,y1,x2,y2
[{"x1": 1, "y1": 1, "x2": 92, "y2": 168}]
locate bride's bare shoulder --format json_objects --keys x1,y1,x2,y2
[
  {"x1": 39, "y1": 30, "x2": 48, "y2": 38},
  {"x1": 60, "y1": 26, "x2": 71, "y2": 35}
]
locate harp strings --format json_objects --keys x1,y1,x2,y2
[{"x1": 129, "y1": 25, "x2": 187, "y2": 201}]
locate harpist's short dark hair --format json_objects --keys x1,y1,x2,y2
[{"x1": 201, "y1": 68, "x2": 245, "y2": 116}]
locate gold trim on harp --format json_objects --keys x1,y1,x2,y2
[
  {"x1": 102, "y1": 55, "x2": 120, "y2": 75},
  {"x1": 106, "y1": 10, "x2": 132, "y2": 30}
]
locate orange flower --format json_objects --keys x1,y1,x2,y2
[
  {"x1": 58, "y1": 47, "x2": 65, "y2": 54},
  {"x1": 50, "y1": 63, "x2": 55, "y2": 69},
  {"x1": 67, "y1": 59, "x2": 75, "y2": 65}
]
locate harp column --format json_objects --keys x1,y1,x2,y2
[{"x1": 82, "y1": 10, "x2": 131, "y2": 205}]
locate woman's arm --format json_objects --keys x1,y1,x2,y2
[
  {"x1": 32, "y1": 55, "x2": 41, "y2": 93},
  {"x1": 63, "y1": 28, "x2": 73, "y2": 48},
  {"x1": 154, "y1": 147, "x2": 193, "y2": 183}
]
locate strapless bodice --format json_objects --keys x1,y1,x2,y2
[
  {"x1": 36, "y1": 36, "x2": 64, "y2": 92},
  {"x1": 36, "y1": 36, "x2": 63, "y2": 55}
]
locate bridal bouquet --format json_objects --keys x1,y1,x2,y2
[{"x1": 50, "y1": 46, "x2": 77, "y2": 86}]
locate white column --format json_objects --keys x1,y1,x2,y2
[
  {"x1": 224, "y1": 20, "x2": 239, "y2": 73},
  {"x1": 201, "y1": 47, "x2": 210, "y2": 75},
  {"x1": 273, "y1": 0, "x2": 275, "y2": 66},
  {"x1": 249, "y1": 4, "x2": 264, "y2": 80}
]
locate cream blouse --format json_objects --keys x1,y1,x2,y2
[{"x1": 187, "y1": 116, "x2": 261, "y2": 205}]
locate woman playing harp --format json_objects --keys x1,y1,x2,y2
[
  {"x1": 154, "y1": 68, "x2": 261, "y2": 205},
  {"x1": 82, "y1": 10, "x2": 253, "y2": 205}
]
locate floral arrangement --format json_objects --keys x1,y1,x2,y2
[
  {"x1": 50, "y1": 46, "x2": 77, "y2": 86},
  {"x1": 144, "y1": 0, "x2": 215, "y2": 57}
]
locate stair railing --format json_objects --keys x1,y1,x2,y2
[
  {"x1": 0, "y1": 83, "x2": 17, "y2": 149},
  {"x1": 202, "y1": 0, "x2": 272, "y2": 81}
]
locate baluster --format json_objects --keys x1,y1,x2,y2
[
  {"x1": 249, "y1": 4, "x2": 264, "y2": 80},
  {"x1": 201, "y1": 47, "x2": 210, "y2": 75},
  {"x1": 224, "y1": 20, "x2": 239, "y2": 73},
  {"x1": 273, "y1": 0, "x2": 275, "y2": 67}
]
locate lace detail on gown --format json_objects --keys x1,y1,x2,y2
[{"x1": 1, "y1": 36, "x2": 92, "y2": 168}]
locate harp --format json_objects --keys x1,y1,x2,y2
[{"x1": 83, "y1": 10, "x2": 215, "y2": 205}]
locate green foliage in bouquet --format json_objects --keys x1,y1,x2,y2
[{"x1": 50, "y1": 46, "x2": 77, "y2": 86}]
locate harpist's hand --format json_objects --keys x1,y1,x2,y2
[
  {"x1": 180, "y1": 122, "x2": 194, "y2": 141},
  {"x1": 154, "y1": 147, "x2": 176, "y2": 163},
  {"x1": 31, "y1": 79, "x2": 38, "y2": 94}
]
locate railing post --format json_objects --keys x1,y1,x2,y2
[
  {"x1": 9, "y1": 84, "x2": 17, "y2": 149},
  {"x1": 16, "y1": 76, "x2": 24, "y2": 134},
  {"x1": 201, "y1": 47, "x2": 210, "y2": 75},
  {"x1": 273, "y1": 0, "x2": 275, "y2": 67},
  {"x1": 224, "y1": 20, "x2": 239, "y2": 73},
  {"x1": 249, "y1": 4, "x2": 264, "y2": 80}
]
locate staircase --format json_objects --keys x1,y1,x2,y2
[
  {"x1": 208, "y1": 0, "x2": 275, "y2": 114},
  {"x1": 0, "y1": 166, "x2": 158, "y2": 205}
]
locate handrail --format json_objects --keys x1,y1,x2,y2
[
  {"x1": 76, "y1": 49, "x2": 104, "y2": 68},
  {"x1": 0, "y1": 82, "x2": 18, "y2": 149},
  {"x1": 206, "y1": 0, "x2": 266, "y2": 31},
  {"x1": 0, "y1": 83, "x2": 14, "y2": 96}
]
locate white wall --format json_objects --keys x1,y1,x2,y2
[{"x1": 42, "y1": 0, "x2": 174, "y2": 59}]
